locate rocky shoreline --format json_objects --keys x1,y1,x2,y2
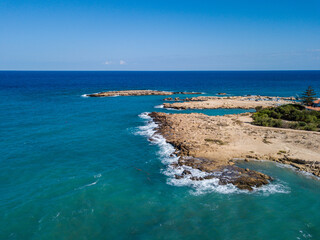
[
  {"x1": 149, "y1": 111, "x2": 320, "y2": 190},
  {"x1": 163, "y1": 95, "x2": 296, "y2": 109},
  {"x1": 86, "y1": 90, "x2": 202, "y2": 97},
  {"x1": 87, "y1": 89, "x2": 319, "y2": 190}
]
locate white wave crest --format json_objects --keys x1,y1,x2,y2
[
  {"x1": 136, "y1": 112, "x2": 289, "y2": 195},
  {"x1": 252, "y1": 182, "x2": 290, "y2": 195},
  {"x1": 154, "y1": 104, "x2": 164, "y2": 109},
  {"x1": 81, "y1": 94, "x2": 89, "y2": 98},
  {"x1": 164, "y1": 108, "x2": 183, "y2": 111},
  {"x1": 138, "y1": 112, "x2": 152, "y2": 120},
  {"x1": 75, "y1": 180, "x2": 98, "y2": 190}
]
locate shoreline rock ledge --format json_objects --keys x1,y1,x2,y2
[
  {"x1": 149, "y1": 111, "x2": 320, "y2": 190},
  {"x1": 86, "y1": 90, "x2": 202, "y2": 97},
  {"x1": 149, "y1": 112, "x2": 273, "y2": 191}
]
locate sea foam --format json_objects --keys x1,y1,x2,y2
[
  {"x1": 154, "y1": 104, "x2": 164, "y2": 109},
  {"x1": 137, "y1": 112, "x2": 290, "y2": 195}
]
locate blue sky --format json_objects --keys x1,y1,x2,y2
[{"x1": 0, "y1": 0, "x2": 319, "y2": 70}]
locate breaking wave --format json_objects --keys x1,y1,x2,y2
[{"x1": 154, "y1": 104, "x2": 164, "y2": 109}]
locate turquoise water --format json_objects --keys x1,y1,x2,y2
[{"x1": 1, "y1": 71, "x2": 320, "y2": 239}]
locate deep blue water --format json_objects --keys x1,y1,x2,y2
[{"x1": 1, "y1": 71, "x2": 320, "y2": 240}]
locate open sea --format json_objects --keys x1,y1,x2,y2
[{"x1": 1, "y1": 71, "x2": 320, "y2": 240}]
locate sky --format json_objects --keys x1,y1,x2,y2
[{"x1": 0, "y1": 0, "x2": 320, "y2": 70}]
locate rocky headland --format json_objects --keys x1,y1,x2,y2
[
  {"x1": 163, "y1": 95, "x2": 296, "y2": 109},
  {"x1": 86, "y1": 90, "x2": 202, "y2": 97},
  {"x1": 149, "y1": 112, "x2": 320, "y2": 190}
]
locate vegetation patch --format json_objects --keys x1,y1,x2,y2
[{"x1": 252, "y1": 104, "x2": 320, "y2": 131}]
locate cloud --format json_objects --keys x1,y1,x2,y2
[
  {"x1": 104, "y1": 60, "x2": 111, "y2": 65},
  {"x1": 120, "y1": 60, "x2": 127, "y2": 65}
]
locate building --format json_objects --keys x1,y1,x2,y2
[
  {"x1": 312, "y1": 99, "x2": 320, "y2": 107},
  {"x1": 306, "y1": 99, "x2": 320, "y2": 111}
]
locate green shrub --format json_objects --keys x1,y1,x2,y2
[
  {"x1": 299, "y1": 121, "x2": 307, "y2": 127},
  {"x1": 302, "y1": 124, "x2": 317, "y2": 131},
  {"x1": 252, "y1": 104, "x2": 320, "y2": 131}
]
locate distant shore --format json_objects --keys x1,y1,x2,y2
[
  {"x1": 85, "y1": 90, "x2": 202, "y2": 97},
  {"x1": 163, "y1": 95, "x2": 296, "y2": 109}
]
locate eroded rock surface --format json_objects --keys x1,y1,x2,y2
[
  {"x1": 149, "y1": 112, "x2": 320, "y2": 190},
  {"x1": 174, "y1": 157, "x2": 272, "y2": 190}
]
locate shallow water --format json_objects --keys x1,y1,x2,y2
[{"x1": 1, "y1": 71, "x2": 320, "y2": 239}]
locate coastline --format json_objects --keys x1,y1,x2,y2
[
  {"x1": 137, "y1": 112, "x2": 289, "y2": 194},
  {"x1": 84, "y1": 88, "x2": 319, "y2": 190},
  {"x1": 163, "y1": 96, "x2": 295, "y2": 109},
  {"x1": 148, "y1": 111, "x2": 320, "y2": 190},
  {"x1": 85, "y1": 90, "x2": 202, "y2": 97}
]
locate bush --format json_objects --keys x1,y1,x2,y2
[
  {"x1": 302, "y1": 124, "x2": 317, "y2": 131},
  {"x1": 253, "y1": 104, "x2": 320, "y2": 131},
  {"x1": 299, "y1": 121, "x2": 307, "y2": 127}
]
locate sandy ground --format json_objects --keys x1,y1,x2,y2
[
  {"x1": 150, "y1": 112, "x2": 320, "y2": 177},
  {"x1": 163, "y1": 96, "x2": 295, "y2": 109}
]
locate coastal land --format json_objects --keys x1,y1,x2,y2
[
  {"x1": 150, "y1": 111, "x2": 320, "y2": 190},
  {"x1": 86, "y1": 90, "x2": 201, "y2": 97},
  {"x1": 87, "y1": 89, "x2": 319, "y2": 190},
  {"x1": 163, "y1": 95, "x2": 295, "y2": 109}
]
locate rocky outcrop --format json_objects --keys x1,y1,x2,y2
[
  {"x1": 163, "y1": 96, "x2": 296, "y2": 109},
  {"x1": 174, "y1": 157, "x2": 272, "y2": 190},
  {"x1": 164, "y1": 97, "x2": 173, "y2": 101},
  {"x1": 86, "y1": 90, "x2": 174, "y2": 97},
  {"x1": 86, "y1": 90, "x2": 202, "y2": 97},
  {"x1": 149, "y1": 111, "x2": 320, "y2": 190}
]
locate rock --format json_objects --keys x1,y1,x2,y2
[
  {"x1": 164, "y1": 97, "x2": 173, "y2": 101},
  {"x1": 86, "y1": 90, "x2": 201, "y2": 97},
  {"x1": 174, "y1": 174, "x2": 184, "y2": 179},
  {"x1": 182, "y1": 170, "x2": 191, "y2": 175},
  {"x1": 217, "y1": 166, "x2": 272, "y2": 191},
  {"x1": 190, "y1": 176, "x2": 204, "y2": 181},
  {"x1": 177, "y1": 159, "x2": 272, "y2": 190},
  {"x1": 203, "y1": 175, "x2": 215, "y2": 179},
  {"x1": 217, "y1": 93, "x2": 227, "y2": 95},
  {"x1": 170, "y1": 163, "x2": 179, "y2": 168}
]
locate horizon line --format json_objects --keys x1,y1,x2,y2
[{"x1": 1, "y1": 69, "x2": 320, "y2": 72}]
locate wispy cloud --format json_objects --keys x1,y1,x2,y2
[
  {"x1": 104, "y1": 60, "x2": 111, "y2": 65},
  {"x1": 120, "y1": 60, "x2": 126, "y2": 65}
]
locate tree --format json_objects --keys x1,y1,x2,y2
[{"x1": 301, "y1": 86, "x2": 317, "y2": 106}]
